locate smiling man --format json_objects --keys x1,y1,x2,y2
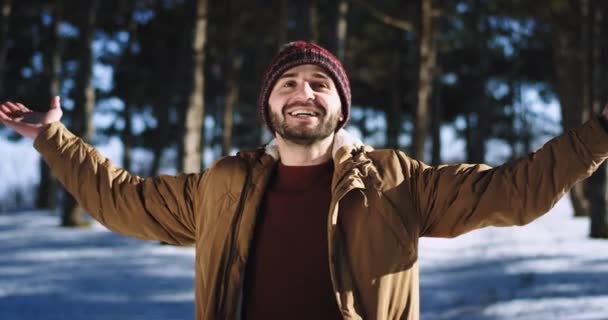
[
  {"x1": 2, "y1": 41, "x2": 608, "y2": 320},
  {"x1": 268, "y1": 65, "x2": 342, "y2": 149}
]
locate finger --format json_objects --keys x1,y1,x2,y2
[
  {"x1": 0, "y1": 113, "x2": 14, "y2": 122},
  {"x1": 2, "y1": 102, "x2": 26, "y2": 118},
  {"x1": 3, "y1": 101, "x2": 19, "y2": 111},
  {"x1": 50, "y1": 96, "x2": 61, "y2": 110},
  {"x1": 15, "y1": 103, "x2": 32, "y2": 113},
  {"x1": 0, "y1": 107, "x2": 10, "y2": 120},
  {"x1": 0, "y1": 103, "x2": 12, "y2": 115},
  {"x1": 5, "y1": 101, "x2": 25, "y2": 113}
]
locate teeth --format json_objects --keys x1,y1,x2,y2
[{"x1": 289, "y1": 109, "x2": 318, "y2": 116}]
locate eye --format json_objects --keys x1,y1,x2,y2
[
  {"x1": 314, "y1": 82, "x2": 330, "y2": 90},
  {"x1": 282, "y1": 80, "x2": 296, "y2": 88}
]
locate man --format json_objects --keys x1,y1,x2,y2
[{"x1": 1, "y1": 41, "x2": 608, "y2": 320}]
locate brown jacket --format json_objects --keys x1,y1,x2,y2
[{"x1": 34, "y1": 118, "x2": 608, "y2": 320}]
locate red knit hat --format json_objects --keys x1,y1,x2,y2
[{"x1": 257, "y1": 41, "x2": 351, "y2": 133}]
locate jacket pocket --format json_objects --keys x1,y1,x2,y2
[
  {"x1": 373, "y1": 191, "x2": 417, "y2": 265},
  {"x1": 338, "y1": 190, "x2": 417, "y2": 276},
  {"x1": 199, "y1": 191, "x2": 237, "y2": 242}
]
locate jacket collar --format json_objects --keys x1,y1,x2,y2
[
  {"x1": 237, "y1": 129, "x2": 383, "y2": 213},
  {"x1": 261, "y1": 130, "x2": 382, "y2": 194}
]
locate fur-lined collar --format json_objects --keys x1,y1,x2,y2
[{"x1": 263, "y1": 129, "x2": 366, "y2": 160}]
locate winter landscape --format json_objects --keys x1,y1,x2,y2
[{"x1": 1, "y1": 194, "x2": 608, "y2": 320}]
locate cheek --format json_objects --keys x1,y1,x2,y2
[
  {"x1": 328, "y1": 95, "x2": 343, "y2": 115},
  {"x1": 268, "y1": 94, "x2": 284, "y2": 114}
]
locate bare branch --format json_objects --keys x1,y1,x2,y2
[{"x1": 352, "y1": 0, "x2": 414, "y2": 31}]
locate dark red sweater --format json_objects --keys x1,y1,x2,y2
[{"x1": 242, "y1": 160, "x2": 342, "y2": 319}]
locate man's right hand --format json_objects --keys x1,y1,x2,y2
[{"x1": 0, "y1": 96, "x2": 63, "y2": 139}]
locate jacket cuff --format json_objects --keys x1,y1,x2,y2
[{"x1": 33, "y1": 121, "x2": 74, "y2": 155}]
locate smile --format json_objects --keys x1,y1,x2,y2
[{"x1": 287, "y1": 109, "x2": 321, "y2": 117}]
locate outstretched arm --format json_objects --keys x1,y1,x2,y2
[
  {"x1": 408, "y1": 105, "x2": 608, "y2": 238},
  {"x1": 0, "y1": 97, "x2": 200, "y2": 245}
]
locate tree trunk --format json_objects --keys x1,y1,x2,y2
[
  {"x1": 181, "y1": 0, "x2": 208, "y2": 173},
  {"x1": 121, "y1": 105, "x2": 134, "y2": 172},
  {"x1": 590, "y1": 0, "x2": 603, "y2": 115},
  {"x1": 552, "y1": 5, "x2": 591, "y2": 217},
  {"x1": 61, "y1": 0, "x2": 99, "y2": 227},
  {"x1": 36, "y1": 0, "x2": 62, "y2": 209},
  {"x1": 430, "y1": 68, "x2": 442, "y2": 165},
  {"x1": 335, "y1": 0, "x2": 349, "y2": 61},
  {"x1": 277, "y1": 0, "x2": 288, "y2": 47},
  {"x1": 580, "y1": 0, "x2": 592, "y2": 121},
  {"x1": 465, "y1": 113, "x2": 486, "y2": 163},
  {"x1": 413, "y1": 0, "x2": 437, "y2": 161},
  {"x1": 150, "y1": 93, "x2": 171, "y2": 176},
  {"x1": 220, "y1": 0, "x2": 242, "y2": 157},
  {"x1": 222, "y1": 56, "x2": 242, "y2": 156},
  {"x1": 294, "y1": 1, "x2": 309, "y2": 41},
  {"x1": 120, "y1": 3, "x2": 138, "y2": 173},
  {"x1": 150, "y1": 90, "x2": 172, "y2": 176},
  {"x1": 430, "y1": 6, "x2": 443, "y2": 165},
  {"x1": 386, "y1": 50, "x2": 403, "y2": 149},
  {"x1": 0, "y1": 0, "x2": 12, "y2": 96},
  {"x1": 308, "y1": 0, "x2": 319, "y2": 43},
  {"x1": 588, "y1": 1, "x2": 607, "y2": 238},
  {"x1": 589, "y1": 162, "x2": 608, "y2": 237}
]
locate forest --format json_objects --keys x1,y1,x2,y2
[{"x1": 0, "y1": 0, "x2": 607, "y2": 238}]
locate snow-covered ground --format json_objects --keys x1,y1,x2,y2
[
  {"x1": 0, "y1": 212, "x2": 195, "y2": 320},
  {"x1": 419, "y1": 197, "x2": 608, "y2": 320},
  {"x1": 1, "y1": 197, "x2": 607, "y2": 319}
]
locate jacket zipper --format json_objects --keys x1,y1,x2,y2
[
  {"x1": 327, "y1": 181, "x2": 361, "y2": 313},
  {"x1": 218, "y1": 159, "x2": 252, "y2": 318}
]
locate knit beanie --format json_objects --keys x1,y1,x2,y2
[{"x1": 257, "y1": 41, "x2": 351, "y2": 133}]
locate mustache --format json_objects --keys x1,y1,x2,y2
[{"x1": 283, "y1": 100, "x2": 326, "y2": 114}]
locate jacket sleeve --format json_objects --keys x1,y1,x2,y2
[
  {"x1": 405, "y1": 117, "x2": 608, "y2": 238},
  {"x1": 34, "y1": 122, "x2": 202, "y2": 245}
]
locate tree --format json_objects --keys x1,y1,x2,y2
[
  {"x1": 348, "y1": 0, "x2": 416, "y2": 149},
  {"x1": 335, "y1": 0, "x2": 349, "y2": 61},
  {"x1": 35, "y1": 0, "x2": 62, "y2": 210},
  {"x1": 586, "y1": 0, "x2": 608, "y2": 238},
  {"x1": 219, "y1": 0, "x2": 244, "y2": 156},
  {"x1": 61, "y1": 0, "x2": 100, "y2": 227},
  {"x1": 0, "y1": 0, "x2": 12, "y2": 96},
  {"x1": 181, "y1": 0, "x2": 208, "y2": 173},
  {"x1": 413, "y1": 0, "x2": 438, "y2": 160}
]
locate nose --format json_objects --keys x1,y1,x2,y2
[{"x1": 293, "y1": 81, "x2": 315, "y2": 101}]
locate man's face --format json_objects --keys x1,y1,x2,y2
[{"x1": 268, "y1": 64, "x2": 343, "y2": 145}]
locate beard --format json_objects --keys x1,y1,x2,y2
[{"x1": 269, "y1": 103, "x2": 340, "y2": 146}]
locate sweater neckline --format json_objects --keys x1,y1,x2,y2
[{"x1": 273, "y1": 160, "x2": 334, "y2": 191}]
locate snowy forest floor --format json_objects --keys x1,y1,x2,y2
[{"x1": 1, "y1": 197, "x2": 607, "y2": 320}]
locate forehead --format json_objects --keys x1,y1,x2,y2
[{"x1": 278, "y1": 64, "x2": 332, "y2": 80}]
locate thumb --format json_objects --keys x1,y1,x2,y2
[{"x1": 50, "y1": 96, "x2": 61, "y2": 110}]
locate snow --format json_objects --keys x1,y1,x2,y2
[
  {"x1": 419, "y1": 197, "x2": 608, "y2": 320},
  {"x1": 1, "y1": 197, "x2": 608, "y2": 319},
  {"x1": 0, "y1": 212, "x2": 195, "y2": 320}
]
